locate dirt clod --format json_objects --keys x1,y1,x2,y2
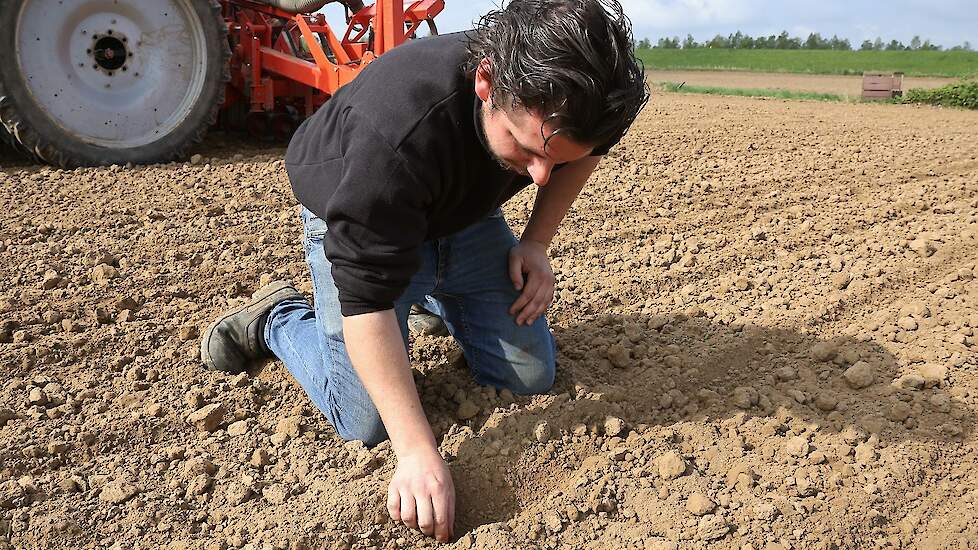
[
  {"x1": 656, "y1": 451, "x2": 687, "y2": 480},
  {"x1": 187, "y1": 403, "x2": 225, "y2": 432},
  {"x1": 686, "y1": 492, "x2": 716, "y2": 516},
  {"x1": 98, "y1": 481, "x2": 139, "y2": 505},
  {"x1": 844, "y1": 361, "x2": 875, "y2": 389}
]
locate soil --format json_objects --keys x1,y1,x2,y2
[
  {"x1": 646, "y1": 70, "x2": 958, "y2": 98},
  {"x1": 1, "y1": 92, "x2": 977, "y2": 550}
]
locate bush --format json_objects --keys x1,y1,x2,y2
[{"x1": 903, "y1": 80, "x2": 978, "y2": 109}]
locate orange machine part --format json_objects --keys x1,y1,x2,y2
[{"x1": 223, "y1": 0, "x2": 444, "y2": 122}]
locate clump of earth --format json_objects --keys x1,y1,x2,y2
[{"x1": 1, "y1": 93, "x2": 977, "y2": 549}]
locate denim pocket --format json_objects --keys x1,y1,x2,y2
[{"x1": 301, "y1": 207, "x2": 329, "y2": 241}]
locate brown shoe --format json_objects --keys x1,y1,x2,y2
[{"x1": 200, "y1": 281, "x2": 304, "y2": 373}]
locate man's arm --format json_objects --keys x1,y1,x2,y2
[
  {"x1": 521, "y1": 155, "x2": 602, "y2": 247},
  {"x1": 509, "y1": 155, "x2": 602, "y2": 325},
  {"x1": 343, "y1": 311, "x2": 455, "y2": 542}
]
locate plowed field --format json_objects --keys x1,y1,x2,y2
[{"x1": 1, "y1": 93, "x2": 977, "y2": 550}]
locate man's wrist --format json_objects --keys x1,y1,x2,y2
[
  {"x1": 519, "y1": 235, "x2": 552, "y2": 249},
  {"x1": 395, "y1": 440, "x2": 442, "y2": 461}
]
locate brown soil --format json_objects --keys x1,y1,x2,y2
[
  {"x1": 646, "y1": 70, "x2": 958, "y2": 98},
  {"x1": 1, "y1": 93, "x2": 977, "y2": 550}
]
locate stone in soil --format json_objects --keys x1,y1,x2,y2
[
  {"x1": 656, "y1": 451, "x2": 687, "y2": 480},
  {"x1": 898, "y1": 316, "x2": 918, "y2": 331},
  {"x1": 225, "y1": 482, "x2": 254, "y2": 506},
  {"x1": 855, "y1": 443, "x2": 877, "y2": 464},
  {"x1": 0, "y1": 408, "x2": 14, "y2": 427},
  {"x1": 262, "y1": 483, "x2": 289, "y2": 505},
  {"x1": 227, "y1": 420, "x2": 249, "y2": 436},
  {"x1": 810, "y1": 342, "x2": 838, "y2": 362},
  {"x1": 186, "y1": 474, "x2": 212, "y2": 497},
  {"x1": 814, "y1": 393, "x2": 838, "y2": 411},
  {"x1": 0, "y1": 481, "x2": 25, "y2": 509},
  {"x1": 697, "y1": 514, "x2": 730, "y2": 541},
  {"x1": 755, "y1": 502, "x2": 780, "y2": 522},
  {"x1": 91, "y1": 264, "x2": 120, "y2": 283},
  {"x1": 27, "y1": 388, "x2": 48, "y2": 406},
  {"x1": 607, "y1": 343, "x2": 631, "y2": 368},
  {"x1": 909, "y1": 238, "x2": 937, "y2": 258},
  {"x1": 275, "y1": 415, "x2": 303, "y2": 437},
  {"x1": 187, "y1": 403, "x2": 225, "y2": 432},
  {"x1": 99, "y1": 481, "x2": 139, "y2": 504},
  {"x1": 533, "y1": 421, "x2": 552, "y2": 443},
  {"x1": 843, "y1": 361, "x2": 875, "y2": 389},
  {"x1": 603, "y1": 416, "x2": 625, "y2": 437},
  {"x1": 182, "y1": 457, "x2": 216, "y2": 479},
  {"x1": 785, "y1": 436, "x2": 810, "y2": 458},
  {"x1": 731, "y1": 386, "x2": 759, "y2": 409},
  {"x1": 686, "y1": 492, "x2": 716, "y2": 516},
  {"x1": 918, "y1": 363, "x2": 948, "y2": 388},
  {"x1": 41, "y1": 270, "x2": 62, "y2": 290},
  {"x1": 457, "y1": 400, "x2": 479, "y2": 420}
]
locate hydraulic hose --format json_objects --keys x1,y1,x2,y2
[{"x1": 260, "y1": 0, "x2": 364, "y2": 14}]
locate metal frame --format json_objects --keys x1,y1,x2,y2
[{"x1": 222, "y1": 0, "x2": 443, "y2": 138}]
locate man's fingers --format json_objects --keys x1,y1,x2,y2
[
  {"x1": 516, "y1": 273, "x2": 553, "y2": 324},
  {"x1": 511, "y1": 277, "x2": 542, "y2": 320},
  {"x1": 387, "y1": 486, "x2": 401, "y2": 522},
  {"x1": 448, "y1": 491, "x2": 456, "y2": 539},
  {"x1": 431, "y1": 486, "x2": 455, "y2": 542},
  {"x1": 399, "y1": 490, "x2": 418, "y2": 530},
  {"x1": 524, "y1": 293, "x2": 552, "y2": 324},
  {"x1": 508, "y1": 252, "x2": 525, "y2": 291},
  {"x1": 415, "y1": 495, "x2": 436, "y2": 537}
]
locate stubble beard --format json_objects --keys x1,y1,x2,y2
[{"x1": 478, "y1": 100, "x2": 528, "y2": 177}]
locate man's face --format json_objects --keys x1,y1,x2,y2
[{"x1": 475, "y1": 65, "x2": 594, "y2": 187}]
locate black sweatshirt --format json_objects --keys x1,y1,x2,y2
[{"x1": 286, "y1": 32, "x2": 614, "y2": 316}]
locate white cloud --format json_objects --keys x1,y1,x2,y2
[{"x1": 789, "y1": 24, "x2": 815, "y2": 38}]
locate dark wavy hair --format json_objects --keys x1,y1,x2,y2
[{"x1": 465, "y1": 0, "x2": 649, "y2": 150}]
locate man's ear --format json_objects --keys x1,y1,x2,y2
[{"x1": 474, "y1": 58, "x2": 492, "y2": 103}]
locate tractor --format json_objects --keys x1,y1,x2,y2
[{"x1": 0, "y1": 0, "x2": 443, "y2": 168}]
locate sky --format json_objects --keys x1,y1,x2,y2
[{"x1": 321, "y1": 0, "x2": 977, "y2": 49}]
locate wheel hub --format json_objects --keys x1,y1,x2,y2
[{"x1": 91, "y1": 32, "x2": 129, "y2": 74}]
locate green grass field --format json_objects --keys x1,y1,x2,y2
[
  {"x1": 637, "y1": 49, "x2": 978, "y2": 78},
  {"x1": 654, "y1": 81, "x2": 846, "y2": 102}
]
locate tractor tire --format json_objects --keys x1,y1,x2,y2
[{"x1": 0, "y1": 0, "x2": 230, "y2": 168}]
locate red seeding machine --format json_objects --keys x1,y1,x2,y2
[{"x1": 0, "y1": 0, "x2": 444, "y2": 167}]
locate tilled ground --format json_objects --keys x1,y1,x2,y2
[{"x1": 1, "y1": 93, "x2": 977, "y2": 550}]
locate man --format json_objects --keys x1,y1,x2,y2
[{"x1": 200, "y1": 0, "x2": 647, "y2": 542}]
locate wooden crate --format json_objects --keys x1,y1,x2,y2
[{"x1": 862, "y1": 72, "x2": 904, "y2": 99}]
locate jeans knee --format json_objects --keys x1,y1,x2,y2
[
  {"x1": 508, "y1": 354, "x2": 555, "y2": 395},
  {"x1": 334, "y1": 413, "x2": 389, "y2": 448},
  {"x1": 526, "y1": 360, "x2": 556, "y2": 394}
]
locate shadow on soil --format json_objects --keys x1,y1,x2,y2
[
  {"x1": 437, "y1": 312, "x2": 973, "y2": 535},
  {"x1": 0, "y1": 131, "x2": 284, "y2": 172}
]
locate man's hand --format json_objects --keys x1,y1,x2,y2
[
  {"x1": 344, "y1": 311, "x2": 455, "y2": 542},
  {"x1": 387, "y1": 448, "x2": 456, "y2": 542},
  {"x1": 508, "y1": 239, "x2": 555, "y2": 326}
]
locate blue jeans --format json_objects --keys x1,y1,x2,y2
[{"x1": 264, "y1": 207, "x2": 555, "y2": 446}]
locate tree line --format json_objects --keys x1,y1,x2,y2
[{"x1": 638, "y1": 32, "x2": 974, "y2": 52}]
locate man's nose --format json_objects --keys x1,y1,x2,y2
[{"x1": 528, "y1": 157, "x2": 554, "y2": 187}]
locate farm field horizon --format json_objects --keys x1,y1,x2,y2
[
  {"x1": 645, "y1": 70, "x2": 959, "y2": 99},
  {"x1": 637, "y1": 48, "x2": 978, "y2": 78}
]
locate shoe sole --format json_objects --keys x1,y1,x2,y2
[{"x1": 199, "y1": 281, "x2": 302, "y2": 372}]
